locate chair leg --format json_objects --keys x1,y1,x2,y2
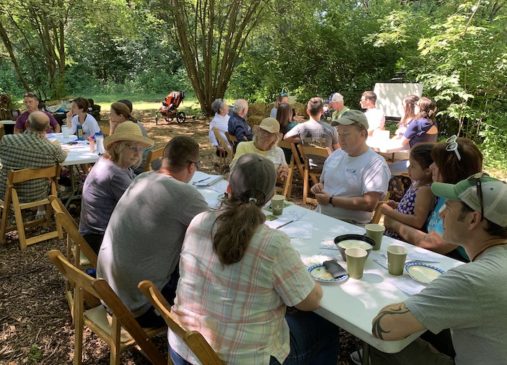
[
  {"x1": 0, "y1": 206, "x2": 8, "y2": 244},
  {"x1": 11, "y1": 193, "x2": 27, "y2": 250},
  {"x1": 74, "y1": 293, "x2": 84, "y2": 365},
  {"x1": 303, "y1": 168, "x2": 309, "y2": 205},
  {"x1": 110, "y1": 316, "x2": 121, "y2": 365}
]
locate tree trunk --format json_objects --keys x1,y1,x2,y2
[{"x1": 0, "y1": 20, "x2": 31, "y2": 91}]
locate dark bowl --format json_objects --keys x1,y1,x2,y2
[{"x1": 334, "y1": 234, "x2": 376, "y2": 261}]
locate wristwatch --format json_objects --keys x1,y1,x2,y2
[{"x1": 328, "y1": 195, "x2": 334, "y2": 207}]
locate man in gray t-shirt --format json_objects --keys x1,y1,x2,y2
[
  {"x1": 370, "y1": 175, "x2": 507, "y2": 365},
  {"x1": 97, "y1": 136, "x2": 208, "y2": 327}
]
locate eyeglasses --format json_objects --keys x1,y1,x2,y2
[
  {"x1": 126, "y1": 145, "x2": 144, "y2": 153},
  {"x1": 188, "y1": 160, "x2": 200, "y2": 169},
  {"x1": 467, "y1": 172, "x2": 488, "y2": 221},
  {"x1": 446, "y1": 135, "x2": 461, "y2": 161}
]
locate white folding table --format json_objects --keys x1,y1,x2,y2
[{"x1": 190, "y1": 172, "x2": 463, "y2": 354}]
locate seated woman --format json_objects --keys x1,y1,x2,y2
[
  {"x1": 276, "y1": 102, "x2": 297, "y2": 163},
  {"x1": 79, "y1": 121, "x2": 154, "y2": 253},
  {"x1": 208, "y1": 98, "x2": 231, "y2": 157},
  {"x1": 169, "y1": 154, "x2": 339, "y2": 365},
  {"x1": 66, "y1": 97, "x2": 101, "y2": 139},
  {"x1": 109, "y1": 101, "x2": 138, "y2": 135},
  {"x1": 400, "y1": 96, "x2": 438, "y2": 148},
  {"x1": 384, "y1": 136, "x2": 483, "y2": 262},
  {"x1": 392, "y1": 95, "x2": 419, "y2": 140},
  {"x1": 231, "y1": 117, "x2": 289, "y2": 181}
]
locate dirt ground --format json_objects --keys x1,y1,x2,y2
[{"x1": 0, "y1": 111, "x2": 360, "y2": 364}]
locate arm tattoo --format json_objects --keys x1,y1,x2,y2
[{"x1": 372, "y1": 303, "x2": 410, "y2": 340}]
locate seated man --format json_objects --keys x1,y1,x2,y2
[
  {"x1": 311, "y1": 110, "x2": 390, "y2": 224},
  {"x1": 230, "y1": 117, "x2": 288, "y2": 181},
  {"x1": 227, "y1": 98, "x2": 252, "y2": 148},
  {"x1": 329, "y1": 92, "x2": 350, "y2": 122},
  {"x1": 96, "y1": 136, "x2": 208, "y2": 328},
  {"x1": 359, "y1": 91, "x2": 385, "y2": 136},
  {"x1": 0, "y1": 111, "x2": 67, "y2": 202},
  {"x1": 371, "y1": 175, "x2": 507, "y2": 364},
  {"x1": 284, "y1": 97, "x2": 339, "y2": 150},
  {"x1": 14, "y1": 92, "x2": 60, "y2": 134}
]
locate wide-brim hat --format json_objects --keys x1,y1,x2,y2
[
  {"x1": 104, "y1": 121, "x2": 154, "y2": 149},
  {"x1": 259, "y1": 117, "x2": 280, "y2": 134}
]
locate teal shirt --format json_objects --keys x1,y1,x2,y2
[{"x1": 427, "y1": 197, "x2": 469, "y2": 261}]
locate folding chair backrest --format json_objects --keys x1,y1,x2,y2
[
  {"x1": 48, "y1": 250, "x2": 166, "y2": 365},
  {"x1": 143, "y1": 146, "x2": 165, "y2": 172},
  {"x1": 49, "y1": 195, "x2": 97, "y2": 268},
  {"x1": 8, "y1": 165, "x2": 60, "y2": 191},
  {"x1": 138, "y1": 280, "x2": 224, "y2": 365},
  {"x1": 213, "y1": 128, "x2": 233, "y2": 158}
]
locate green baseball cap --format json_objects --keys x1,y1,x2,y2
[
  {"x1": 331, "y1": 110, "x2": 369, "y2": 130},
  {"x1": 431, "y1": 174, "x2": 507, "y2": 227}
]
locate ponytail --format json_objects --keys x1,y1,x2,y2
[{"x1": 213, "y1": 193, "x2": 266, "y2": 265}]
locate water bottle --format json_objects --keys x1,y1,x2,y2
[
  {"x1": 95, "y1": 132, "x2": 105, "y2": 155},
  {"x1": 76, "y1": 123, "x2": 84, "y2": 140}
]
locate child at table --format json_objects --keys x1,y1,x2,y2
[{"x1": 382, "y1": 143, "x2": 435, "y2": 239}]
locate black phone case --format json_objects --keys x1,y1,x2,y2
[{"x1": 323, "y1": 260, "x2": 347, "y2": 278}]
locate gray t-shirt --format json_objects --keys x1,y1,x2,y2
[
  {"x1": 284, "y1": 118, "x2": 338, "y2": 149},
  {"x1": 319, "y1": 148, "x2": 390, "y2": 224},
  {"x1": 79, "y1": 157, "x2": 134, "y2": 235},
  {"x1": 405, "y1": 245, "x2": 507, "y2": 365},
  {"x1": 96, "y1": 171, "x2": 208, "y2": 316}
]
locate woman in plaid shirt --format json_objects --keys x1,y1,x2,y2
[{"x1": 169, "y1": 154, "x2": 339, "y2": 365}]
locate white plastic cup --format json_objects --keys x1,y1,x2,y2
[{"x1": 62, "y1": 125, "x2": 70, "y2": 138}]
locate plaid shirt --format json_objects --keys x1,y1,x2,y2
[
  {"x1": 0, "y1": 131, "x2": 66, "y2": 202},
  {"x1": 169, "y1": 211, "x2": 315, "y2": 364}
]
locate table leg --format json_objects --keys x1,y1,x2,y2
[{"x1": 362, "y1": 342, "x2": 370, "y2": 365}]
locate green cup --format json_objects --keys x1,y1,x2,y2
[
  {"x1": 387, "y1": 244, "x2": 408, "y2": 276},
  {"x1": 365, "y1": 224, "x2": 385, "y2": 250},
  {"x1": 271, "y1": 194, "x2": 285, "y2": 216},
  {"x1": 345, "y1": 247, "x2": 368, "y2": 279}
]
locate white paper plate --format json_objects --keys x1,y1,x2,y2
[
  {"x1": 405, "y1": 262, "x2": 444, "y2": 284},
  {"x1": 308, "y1": 264, "x2": 348, "y2": 284}
]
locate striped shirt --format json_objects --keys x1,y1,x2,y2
[
  {"x1": 0, "y1": 131, "x2": 66, "y2": 202},
  {"x1": 169, "y1": 211, "x2": 315, "y2": 365}
]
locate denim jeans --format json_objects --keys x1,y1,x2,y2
[{"x1": 169, "y1": 310, "x2": 339, "y2": 365}]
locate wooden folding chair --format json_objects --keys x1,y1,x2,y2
[
  {"x1": 138, "y1": 280, "x2": 224, "y2": 365},
  {"x1": 277, "y1": 140, "x2": 295, "y2": 199},
  {"x1": 49, "y1": 195, "x2": 98, "y2": 311},
  {"x1": 48, "y1": 250, "x2": 166, "y2": 365},
  {"x1": 0, "y1": 165, "x2": 61, "y2": 250},
  {"x1": 296, "y1": 144, "x2": 331, "y2": 205},
  {"x1": 213, "y1": 128, "x2": 234, "y2": 171},
  {"x1": 143, "y1": 146, "x2": 165, "y2": 172},
  {"x1": 370, "y1": 192, "x2": 391, "y2": 224}
]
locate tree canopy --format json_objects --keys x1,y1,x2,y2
[{"x1": 0, "y1": 0, "x2": 506, "y2": 164}]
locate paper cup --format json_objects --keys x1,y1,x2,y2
[
  {"x1": 345, "y1": 247, "x2": 368, "y2": 279},
  {"x1": 271, "y1": 194, "x2": 285, "y2": 216},
  {"x1": 62, "y1": 125, "x2": 70, "y2": 138},
  {"x1": 387, "y1": 244, "x2": 408, "y2": 276},
  {"x1": 365, "y1": 224, "x2": 385, "y2": 250}
]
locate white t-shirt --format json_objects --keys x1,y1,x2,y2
[
  {"x1": 365, "y1": 108, "x2": 385, "y2": 132},
  {"x1": 284, "y1": 118, "x2": 338, "y2": 149},
  {"x1": 70, "y1": 114, "x2": 101, "y2": 139},
  {"x1": 319, "y1": 148, "x2": 390, "y2": 224},
  {"x1": 208, "y1": 114, "x2": 230, "y2": 147}
]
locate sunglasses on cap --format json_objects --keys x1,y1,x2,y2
[
  {"x1": 467, "y1": 172, "x2": 489, "y2": 221},
  {"x1": 446, "y1": 135, "x2": 461, "y2": 161}
]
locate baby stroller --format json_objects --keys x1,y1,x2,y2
[{"x1": 155, "y1": 91, "x2": 186, "y2": 124}]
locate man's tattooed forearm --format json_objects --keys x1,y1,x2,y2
[{"x1": 372, "y1": 303, "x2": 409, "y2": 340}]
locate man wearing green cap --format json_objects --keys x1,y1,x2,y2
[
  {"x1": 370, "y1": 174, "x2": 507, "y2": 364},
  {"x1": 311, "y1": 110, "x2": 390, "y2": 224}
]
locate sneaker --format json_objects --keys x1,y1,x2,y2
[{"x1": 350, "y1": 349, "x2": 363, "y2": 365}]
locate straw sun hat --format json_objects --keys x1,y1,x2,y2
[{"x1": 104, "y1": 121, "x2": 154, "y2": 149}]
